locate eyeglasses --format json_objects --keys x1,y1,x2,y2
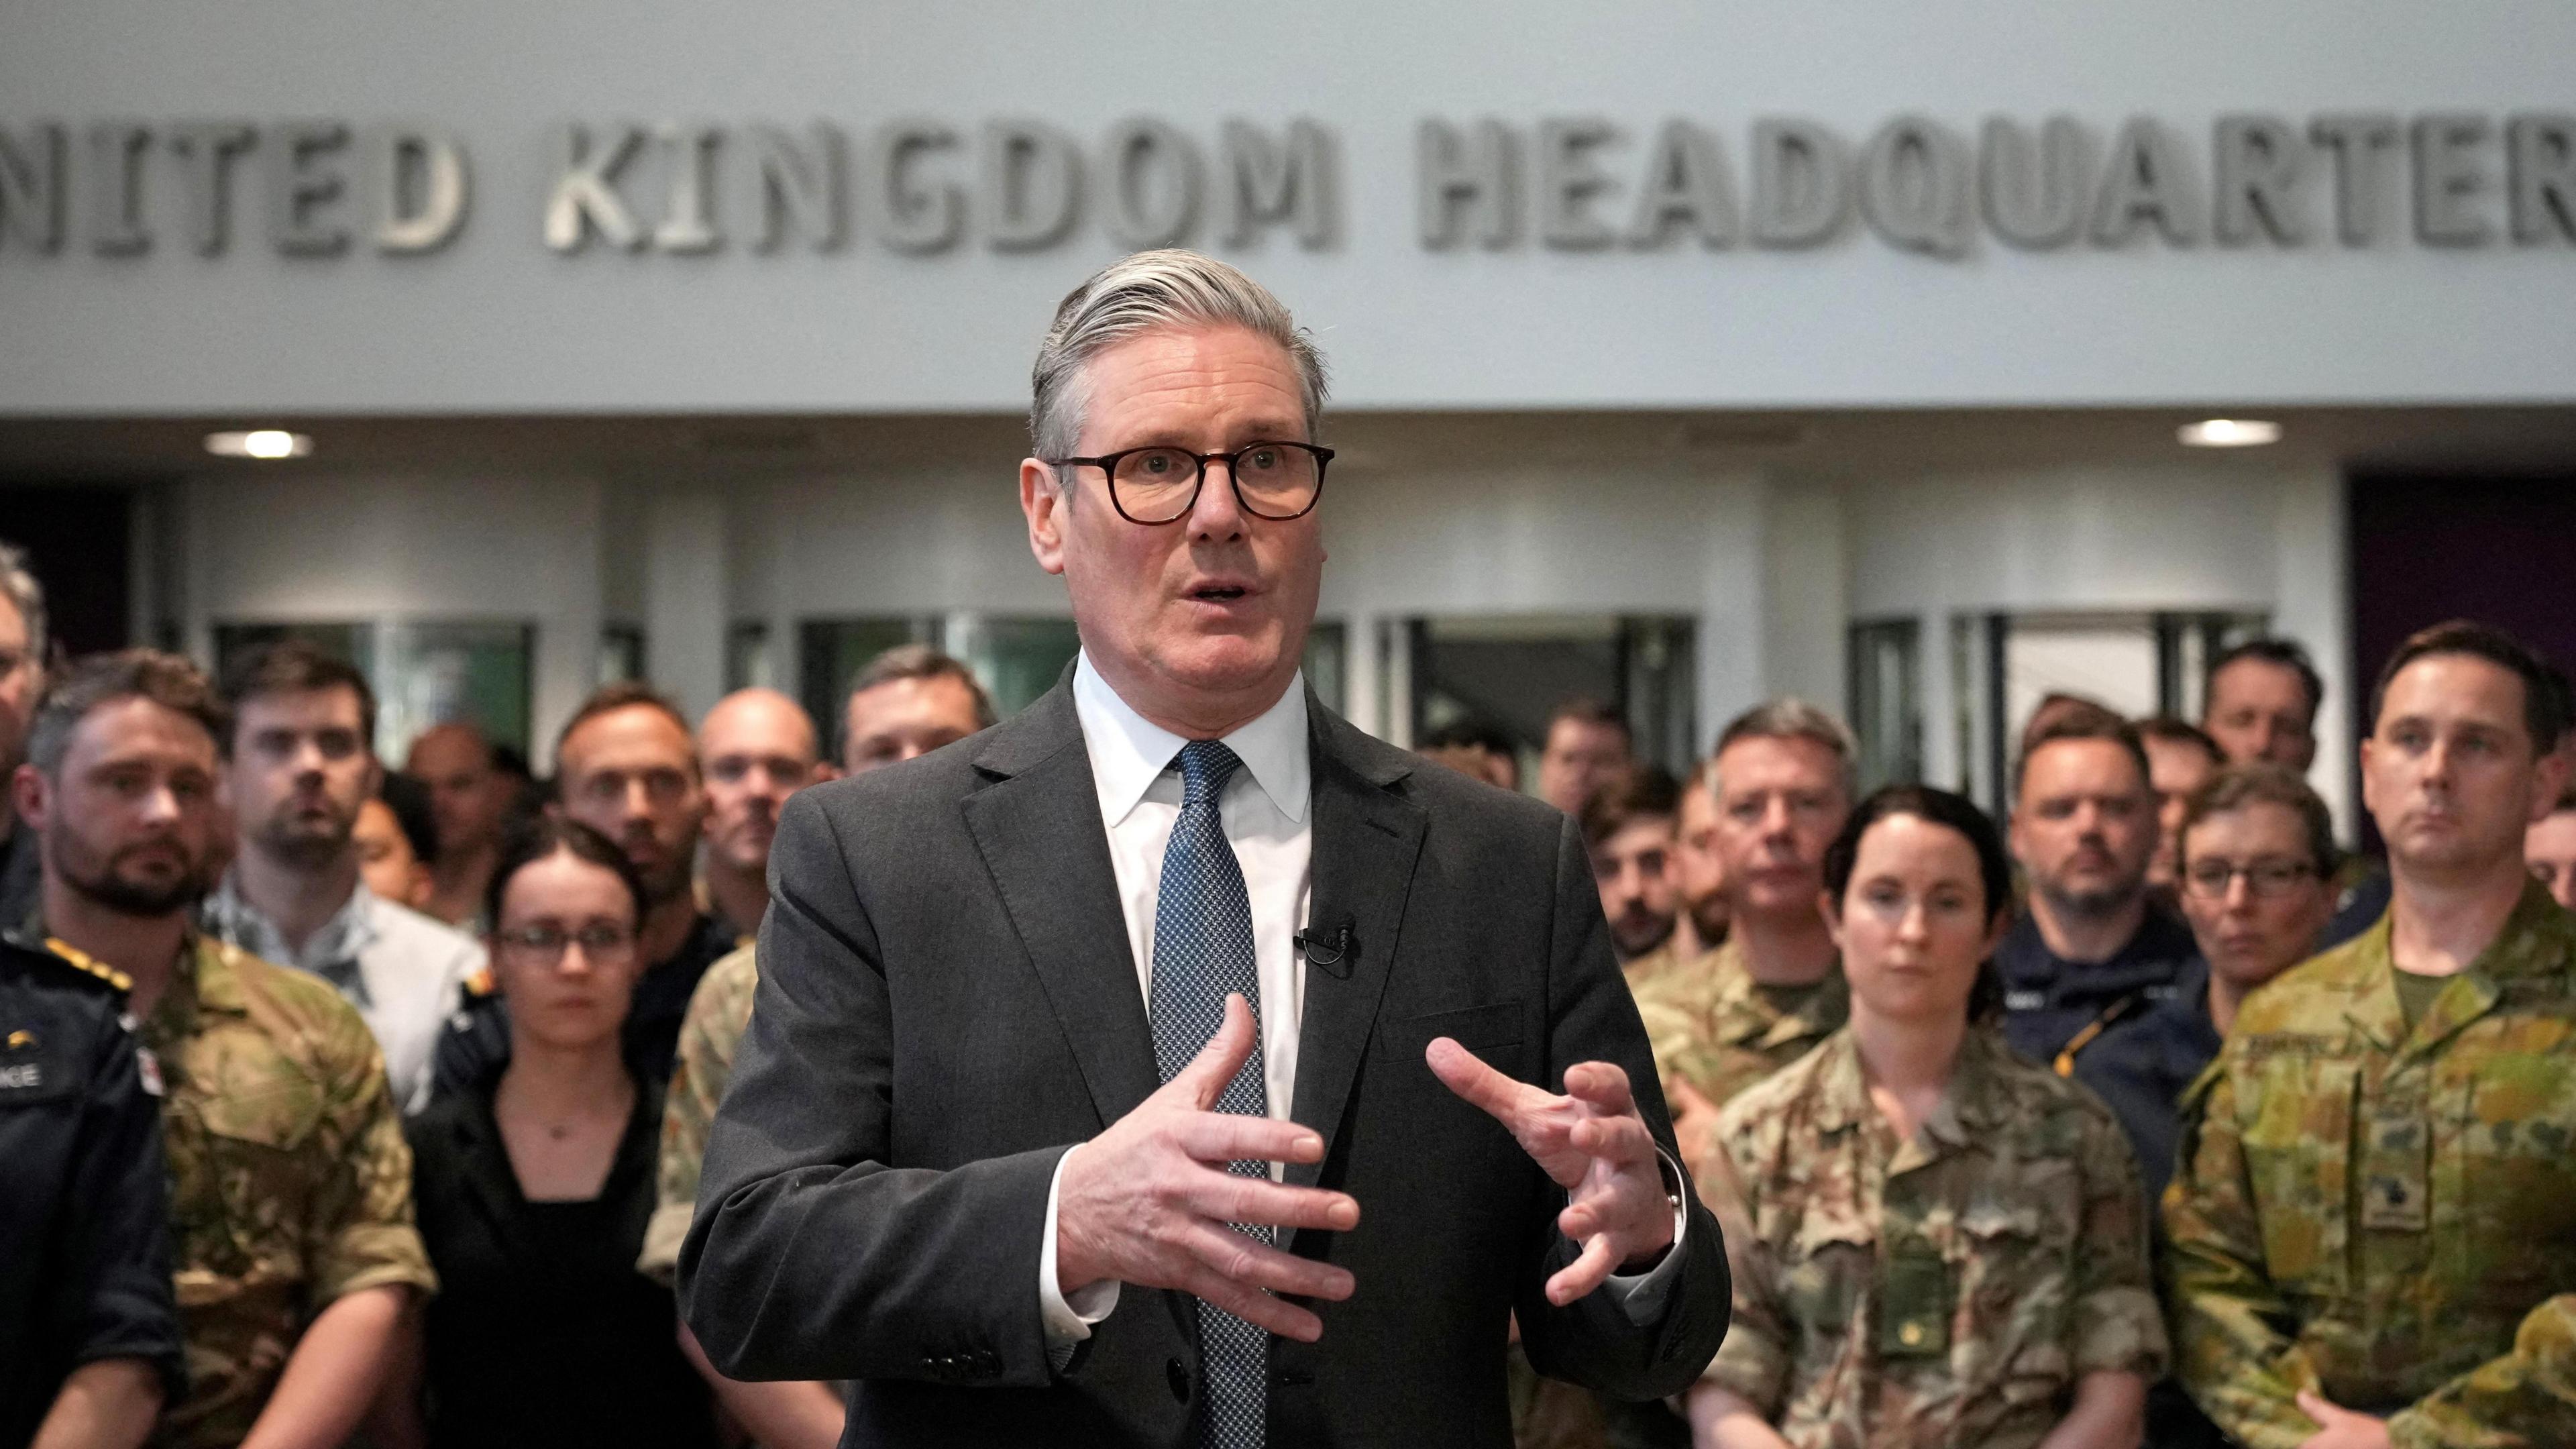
[
  {"x1": 494, "y1": 924, "x2": 637, "y2": 962},
  {"x1": 1049, "y1": 441, "x2": 1332, "y2": 525},
  {"x1": 2180, "y1": 859, "x2": 2318, "y2": 900}
]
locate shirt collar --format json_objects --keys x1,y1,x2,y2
[
  {"x1": 1072, "y1": 650, "x2": 1311, "y2": 826},
  {"x1": 205, "y1": 870, "x2": 381, "y2": 973}
]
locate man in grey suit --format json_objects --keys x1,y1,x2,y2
[{"x1": 680, "y1": 250, "x2": 1727, "y2": 1447}]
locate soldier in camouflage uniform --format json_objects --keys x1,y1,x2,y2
[
  {"x1": 1633, "y1": 936, "x2": 1849, "y2": 1156},
  {"x1": 641, "y1": 940, "x2": 758, "y2": 1282},
  {"x1": 142, "y1": 933, "x2": 437, "y2": 1448},
  {"x1": 2165, "y1": 622, "x2": 2576, "y2": 1449},
  {"x1": 1693, "y1": 785, "x2": 2164, "y2": 1449},
  {"x1": 1705, "y1": 1028, "x2": 2167, "y2": 1448},
  {"x1": 15, "y1": 650, "x2": 434, "y2": 1449},
  {"x1": 1632, "y1": 701, "x2": 1856, "y2": 1178}
]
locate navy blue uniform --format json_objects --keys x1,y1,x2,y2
[
  {"x1": 1995, "y1": 908, "x2": 2207, "y2": 1199},
  {"x1": 0, "y1": 930, "x2": 184, "y2": 1446}
]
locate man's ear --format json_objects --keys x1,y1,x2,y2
[
  {"x1": 9, "y1": 762, "x2": 48, "y2": 835},
  {"x1": 1021, "y1": 459, "x2": 1068, "y2": 578},
  {"x1": 2532, "y1": 747, "x2": 2572, "y2": 826}
]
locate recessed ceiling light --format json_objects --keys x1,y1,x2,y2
[
  {"x1": 205, "y1": 429, "x2": 313, "y2": 460},
  {"x1": 2178, "y1": 418, "x2": 2281, "y2": 448}
]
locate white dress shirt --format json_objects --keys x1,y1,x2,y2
[{"x1": 1038, "y1": 652, "x2": 1685, "y2": 1348}]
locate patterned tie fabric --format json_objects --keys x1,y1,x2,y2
[{"x1": 1149, "y1": 739, "x2": 1269, "y2": 1449}]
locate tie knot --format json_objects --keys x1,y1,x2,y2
[{"x1": 1173, "y1": 739, "x2": 1244, "y2": 805}]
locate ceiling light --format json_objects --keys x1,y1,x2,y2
[
  {"x1": 205, "y1": 429, "x2": 313, "y2": 460},
  {"x1": 2178, "y1": 418, "x2": 2281, "y2": 448}
]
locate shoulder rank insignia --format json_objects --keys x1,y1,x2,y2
[{"x1": 43, "y1": 937, "x2": 134, "y2": 994}]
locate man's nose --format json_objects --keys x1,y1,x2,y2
[
  {"x1": 1187, "y1": 458, "x2": 1247, "y2": 539},
  {"x1": 137, "y1": 782, "x2": 184, "y2": 824}
]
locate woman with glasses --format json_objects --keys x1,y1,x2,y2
[
  {"x1": 401, "y1": 818, "x2": 715, "y2": 1448},
  {"x1": 2169, "y1": 766, "x2": 2341, "y2": 1037},
  {"x1": 1688, "y1": 786, "x2": 2166, "y2": 1449}
]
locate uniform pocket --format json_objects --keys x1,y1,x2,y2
[
  {"x1": 1955, "y1": 1199, "x2": 2070, "y2": 1373},
  {"x1": 2237, "y1": 1053, "x2": 2355, "y2": 1295},
  {"x1": 2458, "y1": 1052, "x2": 2576, "y2": 1301}
]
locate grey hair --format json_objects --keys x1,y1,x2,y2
[
  {"x1": 1709, "y1": 698, "x2": 1862, "y2": 802},
  {"x1": 0, "y1": 539, "x2": 45, "y2": 661},
  {"x1": 1028, "y1": 249, "x2": 1329, "y2": 471}
]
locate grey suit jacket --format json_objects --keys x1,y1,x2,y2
[{"x1": 680, "y1": 679, "x2": 1727, "y2": 1447}]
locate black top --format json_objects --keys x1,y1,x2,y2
[
  {"x1": 406, "y1": 1075, "x2": 714, "y2": 1449},
  {"x1": 1995, "y1": 906, "x2": 2209, "y2": 1201},
  {"x1": 0, "y1": 818, "x2": 39, "y2": 940},
  {"x1": 0, "y1": 932, "x2": 183, "y2": 1446},
  {"x1": 428, "y1": 912, "x2": 739, "y2": 1099}
]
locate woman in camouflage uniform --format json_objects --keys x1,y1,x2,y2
[{"x1": 1689, "y1": 787, "x2": 2168, "y2": 1449}]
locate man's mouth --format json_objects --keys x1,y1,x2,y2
[{"x1": 1189, "y1": 585, "x2": 1251, "y2": 602}]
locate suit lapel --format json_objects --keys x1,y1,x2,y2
[
  {"x1": 960, "y1": 682, "x2": 1161, "y2": 1131},
  {"x1": 1287, "y1": 700, "x2": 1427, "y2": 1195}
]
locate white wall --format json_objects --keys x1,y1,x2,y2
[
  {"x1": 6, "y1": 1, "x2": 2575, "y2": 416},
  {"x1": 175, "y1": 472, "x2": 604, "y2": 768},
  {"x1": 1839, "y1": 462, "x2": 2353, "y2": 829}
]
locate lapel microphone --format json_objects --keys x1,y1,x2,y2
[{"x1": 1295, "y1": 919, "x2": 1357, "y2": 978}]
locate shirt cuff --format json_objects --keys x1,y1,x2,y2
[
  {"x1": 1599, "y1": 1146, "x2": 1690, "y2": 1327},
  {"x1": 1038, "y1": 1144, "x2": 1120, "y2": 1347}
]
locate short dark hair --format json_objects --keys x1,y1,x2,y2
[
  {"x1": 378, "y1": 771, "x2": 441, "y2": 865},
  {"x1": 2013, "y1": 700, "x2": 2151, "y2": 802},
  {"x1": 2206, "y1": 637, "x2": 2324, "y2": 722},
  {"x1": 1420, "y1": 717, "x2": 1516, "y2": 758},
  {"x1": 1821, "y1": 784, "x2": 2014, "y2": 1020},
  {"x1": 2368, "y1": 620, "x2": 2571, "y2": 753},
  {"x1": 2178, "y1": 765, "x2": 2339, "y2": 880},
  {"x1": 845, "y1": 645, "x2": 998, "y2": 729},
  {"x1": 217, "y1": 639, "x2": 378, "y2": 750},
  {"x1": 484, "y1": 816, "x2": 647, "y2": 935},
  {"x1": 1580, "y1": 764, "x2": 1680, "y2": 849},
  {"x1": 26, "y1": 649, "x2": 229, "y2": 776},
  {"x1": 1546, "y1": 697, "x2": 1628, "y2": 739},
  {"x1": 2135, "y1": 716, "x2": 2224, "y2": 767},
  {"x1": 553, "y1": 682, "x2": 696, "y2": 777}
]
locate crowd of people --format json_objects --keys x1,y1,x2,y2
[
  {"x1": 3, "y1": 253, "x2": 2573, "y2": 1446},
  {"x1": 1508, "y1": 627, "x2": 2576, "y2": 1449}
]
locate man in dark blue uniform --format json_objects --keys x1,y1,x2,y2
[
  {"x1": 2000, "y1": 704, "x2": 2201, "y2": 1187},
  {"x1": 0, "y1": 927, "x2": 184, "y2": 1449},
  {"x1": 1999, "y1": 700, "x2": 2226, "y2": 1449}
]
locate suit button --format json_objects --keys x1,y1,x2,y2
[{"x1": 1166, "y1": 1357, "x2": 1190, "y2": 1402}]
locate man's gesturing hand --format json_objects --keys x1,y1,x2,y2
[
  {"x1": 1054, "y1": 995, "x2": 1360, "y2": 1342},
  {"x1": 1426, "y1": 1042, "x2": 1675, "y2": 1307}
]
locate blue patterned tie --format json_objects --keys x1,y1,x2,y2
[{"x1": 1150, "y1": 740, "x2": 1268, "y2": 1449}]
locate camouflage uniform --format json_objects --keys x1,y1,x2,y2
[
  {"x1": 2162, "y1": 880, "x2": 2576, "y2": 1448},
  {"x1": 1633, "y1": 937, "x2": 1847, "y2": 1134},
  {"x1": 1708, "y1": 1025, "x2": 2168, "y2": 1449},
  {"x1": 1619, "y1": 940, "x2": 1690, "y2": 997},
  {"x1": 639, "y1": 942, "x2": 758, "y2": 1283},
  {"x1": 138, "y1": 934, "x2": 437, "y2": 1449}
]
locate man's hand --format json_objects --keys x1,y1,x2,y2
[
  {"x1": 1055, "y1": 994, "x2": 1360, "y2": 1342},
  {"x1": 1426, "y1": 1043, "x2": 1674, "y2": 1306},
  {"x1": 2295, "y1": 1390, "x2": 2392, "y2": 1449}
]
